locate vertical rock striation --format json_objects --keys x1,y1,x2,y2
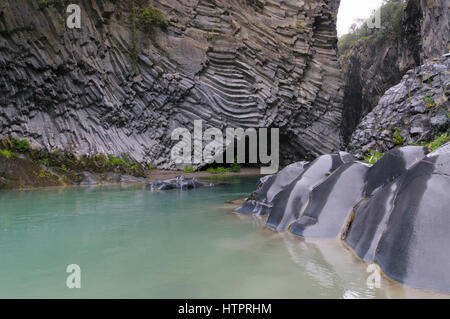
[{"x1": 0, "y1": 0, "x2": 344, "y2": 168}]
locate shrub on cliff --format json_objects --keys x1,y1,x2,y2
[
  {"x1": 11, "y1": 138, "x2": 30, "y2": 153},
  {"x1": 138, "y1": 6, "x2": 168, "y2": 29}
]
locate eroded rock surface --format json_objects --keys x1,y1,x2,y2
[
  {"x1": 349, "y1": 54, "x2": 449, "y2": 157},
  {"x1": 266, "y1": 152, "x2": 354, "y2": 231},
  {"x1": 339, "y1": 0, "x2": 449, "y2": 143},
  {"x1": 146, "y1": 175, "x2": 203, "y2": 191},
  {"x1": 235, "y1": 144, "x2": 450, "y2": 292},
  {"x1": 234, "y1": 161, "x2": 308, "y2": 216},
  {"x1": 0, "y1": 0, "x2": 343, "y2": 168}
]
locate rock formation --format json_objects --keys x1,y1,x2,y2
[
  {"x1": 339, "y1": 0, "x2": 449, "y2": 143},
  {"x1": 146, "y1": 175, "x2": 203, "y2": 191},
  {"x1": 235, "y1": 143, "x2": 450, "y2": 292},
  {"x1": 419, "y1": 0, "x2": 450, "y2": 62},
  {"x1": 0, "y1": 0, "x2": 344, "y2": 168},
  {"x1": 349, "y1": 53, "x2": 449, "y2": 157}
]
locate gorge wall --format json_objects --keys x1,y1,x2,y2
[
  {"x1": 340, "y1": 0, "x2": 449, "y2": 144},
  {"x1": 0, "y1": 0, "x2": 344, "y2": 168}
]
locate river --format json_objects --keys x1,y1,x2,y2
[{"x1": 0, "y1": 177, "x2": 447, "y2": 298}]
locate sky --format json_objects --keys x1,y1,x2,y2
[{"x1": 337, "y1": 0, "x2": 384, "y2": 37}]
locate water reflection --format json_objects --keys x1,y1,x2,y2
[{"x1": 236, "y1": 214, "x2": 450, "y2": 299}]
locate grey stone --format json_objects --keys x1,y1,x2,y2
[
  {"x1": 349, "y1": 54, "x2": 450, "y2": 154},
  {"x1": 0, "y1": 0, "x2": 344, "y2": 167}
]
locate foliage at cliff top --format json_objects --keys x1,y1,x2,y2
[{"x1": 338, "y1": 0, "x2": 405, "y2": 57}]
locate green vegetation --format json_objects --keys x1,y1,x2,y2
[
  {"x1": 38, "y1": 168, "x2": 52, "y2": 178},
  {"x1": 206, "y1": 159, "x2": 241, "y2": 175},
  {"x1": 393, "y1": 129, "x2": 405, "y2": 145},
  {"x1": 11, "y1": 138, "x2": 30, "y2": 153},
  {"x1": 106, "y1": 155, "x2": 140, "y2": 175},
  {"x1": 138, "y1": 6, "x2": 167, "y2": 28},
  {"x1": 147, "y1": 162, "x2": 155, "y2": 170},
  {"x1": 416, "y1": 133, "x2": 450, "y2": 152},
  {"x1": 38, "y1": 0, "x2": 68, "y2": 10},
  {"x1": 228, "y1": 159, "x2": 241, "y2": 173},
  {"x1": 338, "y1": 0, "x2": 405, "y2": 56},
  {"x1": 0, "y1": 149, "x2": 13, "y2": 159},
  {"x1": 364, "y1": 150, "x2": 384, "y2": 165},
  {"x1": 296, "y1": 19, "x2": 308, "y2": 31},
  {"x1": 19, "y1": 144, "x2": 146, "y2": 177},
  {"x1": 208, "y1": 17, "x2": 220, "y2": 42},
  {"x1": 427, "y1": 133, "x2": 450, "y2": 151},
  {"x1": 129, "y1": 2, "x2": 168, "y2": 73},
  {"x1": 422, "y1": 93, "x2": 437, "y2": 109},
  {"x1": 183, "y1": 165, "x2": 196, "y2": 173},
  {"x1": 206, "y1": 167, "x2": 227, "y2": 175}
]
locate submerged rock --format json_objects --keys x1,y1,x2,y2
[
  {"x1": 235, "y1": 144, "x2": 450, "y2": 292},
  {"x1": 146, "y1": 176, "x2": 203, "y2": 191}
]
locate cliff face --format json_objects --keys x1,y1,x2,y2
[
  {"x1": 349, "y1": 53, "x2": 449, "y2": 157},
  {"x1": 339, "y1": 30, "x2": 418, "y2": 144},
  {"x1": 340, "y1": 0, "x2": 449, "y2": 144},
  {"x1": 419, "y1": 0, "x2": 450, "y2": 62},
  {"x1": 0, "y1": 0, "x2": 343, "y2": 168}
]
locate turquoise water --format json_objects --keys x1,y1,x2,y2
[{"x1": 0, "y1": 177, "x2": 447, "y2": 299}]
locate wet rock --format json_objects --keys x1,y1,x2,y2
[
  {"x1": 345, "y1": 176, "x2": 404, "y2": 262},
  {"x1": 290, "y1": 161, "x2": 369, "y2": 239},
  {"x1": 146, "y1": 176, "x2": 203, "y2": 191},
  {"x1": 80, "y1": 172, "x2": 100, "y2": 185},
  {"x1": 374, "y1": 151, "x2": 450, "y2": 292},
  {"x1": 234, "y1": 161, "x2": 308, "y2": 216},
  {"x1": 119, "y1": 175, "x2": 145, "y2": 184},
  {"x1": 265, "y1": 152, "x2": 355, "y2": 231},
  {"x1": 236, "y1": 143, "x2": 450, "y2": 292}
]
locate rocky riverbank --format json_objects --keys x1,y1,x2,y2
[{"x1": 0, "y1": 137, "x2": 261, "y2": 190}]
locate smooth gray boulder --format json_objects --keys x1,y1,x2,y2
[
  {"x1": 346, "y1": 146, "x2": 430, "y2": 260},
  {"x1": 235, "y1": 144, "x2": 450, "y2": 292},
  {"x1": 234, "y1": 161, "x2": 308, "y2": 216},
  {"x1": 346, "y1": 176, "x2": 404, "y2": 261},
  {"x1": 290, "y1": 161, "x2": 370, "y2": 239},
  {"x1": 363, "y1": 146, "x2": 428, "y2": 196},
  {"x1": 374, "y1": 151, "x2": 450, "y2": 292},
  {"x1": 266, "y1": 152, "x2": 356, "y2": 231}
]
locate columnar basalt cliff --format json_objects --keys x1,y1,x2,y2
[{"x1": 0, "y1": 0, "x2": 344, "y2": 168}]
